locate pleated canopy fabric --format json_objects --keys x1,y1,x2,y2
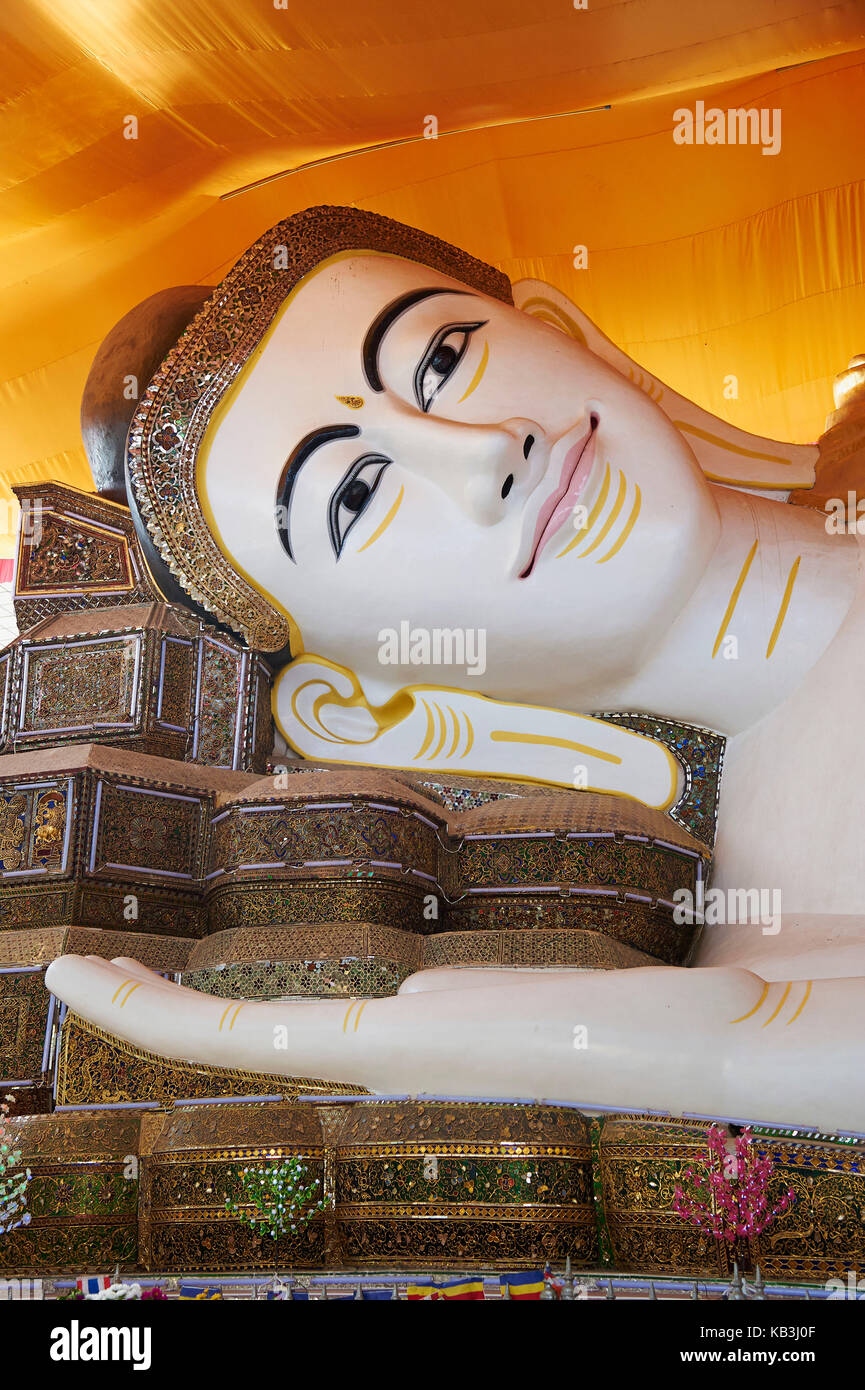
[{"x1": 1, "y1": 0, "x2": 864, "y2": 556}]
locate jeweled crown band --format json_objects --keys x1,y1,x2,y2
[{"x1": 126, "y1": 205, "x2": 513, "y2": 652}]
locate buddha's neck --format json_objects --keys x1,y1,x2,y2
[{"x1": 606, "y1": 486, "x2": 862, "y2": 735}]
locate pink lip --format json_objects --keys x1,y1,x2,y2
[{"x1": 520, "y1": 425, "x2": 598, "y2": 577}]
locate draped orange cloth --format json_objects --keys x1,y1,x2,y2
[{"x1": 1, "y1": 0, "x2": 863, "y2": 555}]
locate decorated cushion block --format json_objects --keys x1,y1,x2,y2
[
  {"x1": 0, "y1": 754, "x2": 709, "y2": 961},
  {"x1": 332, "y1": 1101, "x2": 598, "y2": 1270},
  {"x1": 0, "y1": 1109, "x2": 140, "y2": 1275},
  {"x1": 12, "y1": 482, "x2": 158, "y2": 633},
  {"x1": 2, "y1": 604, "x2": 272, "y2": 772},
  {"x1": 0, "y1": 746, "x2": 254, "y2": 936},
  {"x1": 139, "y1": 1101, "x2": 331, "y2": 1273}
]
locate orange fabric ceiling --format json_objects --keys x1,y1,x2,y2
[{"x1": 1, "y1": 0, "x2": 864, "y2": 556}]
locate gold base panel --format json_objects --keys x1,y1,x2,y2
[{"x1": 1, "y1": 1100, "x2": 862, "y2": 1282}]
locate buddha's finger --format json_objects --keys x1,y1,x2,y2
[
  {"x1": 107, "y1": 956, "x2": 212, "y2": 999},
  {"x1": 46, "y1": 952, "x2": 322, "y2": 1078},
  {"x1": 54, "y1": 954, "x2": 179, "y2": 997},
  {"x1": 47, "y1": 953, "x2": 144, "y2": 1010},
  {"x1": 46, "y1": 955, "x2": 227, "y2": 1061}
]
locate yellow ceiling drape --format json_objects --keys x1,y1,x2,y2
[{"x1": 1, "y1": 0, "x2": 864, "y2": 556}]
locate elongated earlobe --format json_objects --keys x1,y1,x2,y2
[
  {"x1": 273, "y1": 654, "x2": 681, "y2": 811},
  {"x1": 513, "y1": 280, "x2": 817, "y2": 492}
]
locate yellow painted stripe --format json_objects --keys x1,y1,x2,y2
[
  {"x1": 674, "y1": 422, "x2": 792, "y2": 466},
  {"x1": 712, "y1": 538, "x2": 758, "y2": 658},
  {"x1": 766, "y1": 556, "x2": 801, "y2": 659},
  {"x1": 463, "y1": 712, "x2": 474, "y2": 759},
  {"x1": 357, "y1": 485, "x2": 404, "y2": 552},
  {"x1": 117, "y1": 982, "x2": 143, "y2": 1009},
  {"x1": 229, "y1": 1003, "x2": 246, "y2": 1031},
  {"x1": 786, "y1": 980, "x2": 812, "y2": 1026},
  {"x1": 490, "y1": 730, "x2": 622, "y2": 765},
  {"x1": 415, "y1": 699, "x2": 435, "y2": 759},
  {"x1": 353, "y1": 1001, "x2": 368, "y2": 1032},
  {"x1": 457, "y1": 339, "x2": 489, "y2": 402},
  {"x1": 578, "y1": 470, "x2": 627, "y2": 557},
  {"x1": 519, "y1": 297, "x2": 587, "y2": 345},
  {"x1": 342, "y1": 1000, "x2": 359, "y2": 1033},
  {"x1": 429, "y1": 703, "x2": 448, "y2": 759},
  {"x1": 527, "y1": 309, "x2": 567, "y2": 331},
  {"x1": 556, "y1": 462, "x2": 611, "y2": 558},
  {"x1": 729, "y1": 980, "x2": 769, "y2": 1024},
  {"x1": 597, "y1": 484, "x2": 641, "y2": 564},
  {"x1": 111, "y1": 978, "x2": 137, "y2": 1004},
  {"x1": 446, "y1": 705, "x2": 461, "y2": 759},
  {"x1": 218, "y1": 1002, "x2": 234, "y2": 1032},
  {"x1": 762, "y1": 981, "x2": 792, "y2": 1027}
]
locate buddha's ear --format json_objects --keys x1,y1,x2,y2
[
  {"x1": 273, "y1": 654, "x2": 682, "y2": 812},
  {"x1": 512, "y1": 279, "x2": 817, "y2": 494}
]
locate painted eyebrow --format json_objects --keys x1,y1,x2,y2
[
  {"x1": 276, "y1": 424, "x2": 360, "y2": 562},
  {"x1": 362, "y1": 287, "x2": 469, "y2": 392}
]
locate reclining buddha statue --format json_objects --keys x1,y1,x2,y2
[{"x1": 46, "y1": 205, "x2": 865, "y2": 1133}]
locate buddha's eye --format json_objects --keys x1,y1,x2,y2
[
  {"x1": 414, "y1": 320, "x2": 487, "y2": 412},
  {"x1": 342, "y1": 479, "x2": 370, "y2": 512},
  {"x1": 328, "y1": 454, "x2": 390, "y2": 558}
]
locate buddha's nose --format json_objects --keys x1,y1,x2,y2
[{"x1": 391, "y1": 415, "x2": 543, "y2": 525}]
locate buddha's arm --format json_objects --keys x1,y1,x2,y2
[{"x1": 44, "y1": 955, "x2": 862, "y2": 1132}]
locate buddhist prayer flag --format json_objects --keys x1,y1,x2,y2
[
  {"x1": 178, "y1": 1285, "x2": 223, "y2": 1300},
  {"x1": 361, "y1": 1288, "x2": 394, "y2": 1300},
  {"x1": 407, "y1": 1278, "x2": 485, "y2": 1300},
  {"x1": 500, "y1": 1272, "x2": 544, "y2": 1299},
  {"x1": 440, "y1": 1278, "x2": 484, "y2": 1300}
]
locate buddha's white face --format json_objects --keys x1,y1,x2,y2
[{"x1": 200, "y1": 252, "x2": 721, "y2": 704}]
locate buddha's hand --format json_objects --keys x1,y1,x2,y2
[
  {"x1": 44, "y1": 954, "x2": 359, "y2": 1084},
  {"x1": 44, "y1": 953, "x2": 864, "y2": 1132}
]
